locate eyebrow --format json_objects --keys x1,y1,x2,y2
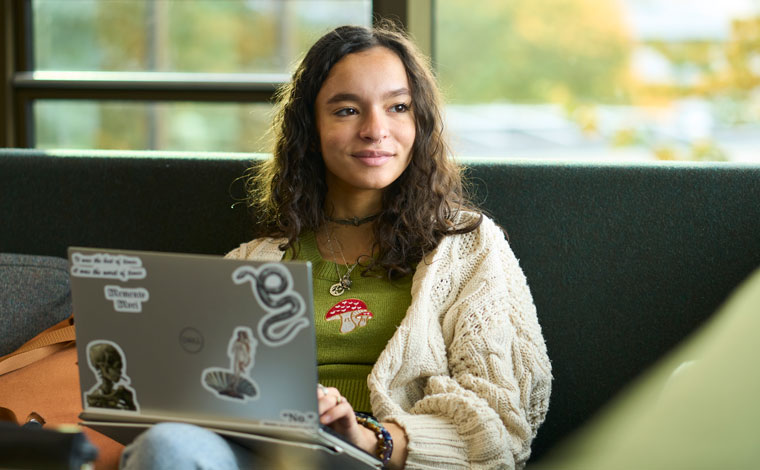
[{"x1": 325, "y1": 88, "x2": 411, "y2": 104}]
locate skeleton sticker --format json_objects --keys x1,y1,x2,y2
[
  {"x1": 232, "y1": 264, "x2": 309, "y2": 347},
  {"x1": 325, "y1": 299, "x2": 374, "y2": 334},
  {"x1": 201, "y1": 327, "x2": 259, "y2": 402},
  {"x1": 84, "y1": 340, "x2": 139, "y2": 412}
]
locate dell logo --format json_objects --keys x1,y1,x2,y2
[{"x1": 179, "y1": 327, "x2": 204, "y2": 353}]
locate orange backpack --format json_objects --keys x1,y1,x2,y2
[{"x1": 0, "y1": 316, "x2": 123, "y2": 469}]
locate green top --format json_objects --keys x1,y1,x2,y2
[{"x1": 290, "y1": 231, "x2": 413, "y2": 413}]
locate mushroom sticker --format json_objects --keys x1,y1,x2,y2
[{"x1": 325, "y1": 299, "x2": 374, "y2": 334}]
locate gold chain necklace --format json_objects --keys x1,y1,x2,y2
[{"x1": 325, "y1": 228, "x2": 360, "y2": 297}]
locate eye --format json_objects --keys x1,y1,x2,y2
[
  {"x1": 334, "y1": 107, "x2": 358, "y2": 116},
  {"x1": 390, "y1": 103, "x2": 410, "y2": 113}
]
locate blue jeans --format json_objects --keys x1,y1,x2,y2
[{"x1": 120, "y1": 422, "x2": 255, "y2": 470}]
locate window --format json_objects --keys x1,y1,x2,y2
[
  {"x1": 4, "y1": 0, "x2": 381, "y2": 152},
  {"x1": 32, "y1": 0, "x2": 372, "y2": 74},
  {"x1": 435, "y1": 0, "x2": 760, "y2": 162},
  {"x1": 33, "y1": 100, "x2": 273, "y2": 152},
  {"x1": 9, "y1": 0, "x2": 754, "y2": 161}
]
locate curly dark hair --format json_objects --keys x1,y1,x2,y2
[{"x1": 247, "y1": 22, "x2": 481, "y2": 279}]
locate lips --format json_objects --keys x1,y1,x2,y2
[{"x1": 352, "y1": 150, "x2": 393, "y2": 167}]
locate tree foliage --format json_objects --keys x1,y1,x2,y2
[{"x1": 436, "y1": 0, "x2": 632, "y2": 104}]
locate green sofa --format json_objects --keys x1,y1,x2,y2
[{"x1": 2, "y1": 148, "x2": 759, "y2": 463}]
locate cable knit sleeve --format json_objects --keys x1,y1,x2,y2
[
  {"x1": 370, "y1": 215, "x2": 552, "y2": 469},
  {"x1": 223, "y1": 237, "x2": 286, "y2": 261}
]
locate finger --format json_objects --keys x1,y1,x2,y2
[
  {"x1": 319, "y1": 400, "x2": 354, "y2": 426},
  {"x1": 317, "y1": 388, "x2": 344, "y2": 414},
  {"x1": 317, "y1": 394, "x2": 344, "y2": 413},
  {"x1": 318, "y1": 386, "x2": 340, "y2": 398}
]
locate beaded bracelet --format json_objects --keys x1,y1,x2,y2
[{"x1": 355, "y1": 412, "x2": 393, "y2": 467}]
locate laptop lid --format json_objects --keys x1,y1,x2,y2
[{"x1": 68, "y1": 247, "x2": 320, "y2": 431}]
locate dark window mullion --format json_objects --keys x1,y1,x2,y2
[
  {"x1": 13, "y1": 71, "x2": 285, "y2": 101},
  {"x1": 14, "y1": 87, "x2": 277, "y2": 103},
  {"x1": 372, "y1": 0, "x2": 408, "y2": 28},
  {"x1": 15, "y1": 0, "x2": 33, "y2": 72},
  {"x1": 6, "y1": 0, "x2": 33, "y2": 147},
  {"x1": 11, "y1": 0, "x2": 413, "y2": 149}
]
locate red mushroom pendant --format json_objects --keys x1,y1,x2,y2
[{"x1": 325, "y1": 299, "x2": 374, "y2": 334}]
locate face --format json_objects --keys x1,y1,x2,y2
[
  {"x1": 95, "y1": 354, "x2": 122, "y2": 384},
  {"x1": 315, "y1": 46, "x2": 415, "y2": 200}
]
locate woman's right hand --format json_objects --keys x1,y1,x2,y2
[{"x1": 316, "y1": 385, "x2": 378, "y2": 455}]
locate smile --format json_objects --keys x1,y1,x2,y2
[{"x1": 352, "y1": 150, "x2": 393, "y2": 167}]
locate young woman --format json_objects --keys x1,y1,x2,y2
[{"x1": 121, "y1": 24, "x2": 551, "y2": 470}]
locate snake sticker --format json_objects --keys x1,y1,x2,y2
[{"x1": 232, "y1": 264, "x2": 309, "y2": 347}]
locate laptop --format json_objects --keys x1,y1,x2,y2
[{"x1": 68, "y1": 246, "x2": 381, "y2": 469}]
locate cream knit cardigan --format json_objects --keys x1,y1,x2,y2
[{"x1": 226, "y1": 213, "x2": 552, "y2": 469}]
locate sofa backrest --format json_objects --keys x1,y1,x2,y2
[
  {"x1": 2, "y1": 148, "x2": 760, "y2": 462},
  {"x1": 462, "y1": 159, "x2": 760, "y2": 460}
]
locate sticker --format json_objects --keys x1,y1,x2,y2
[
  {"x1": 279, "y1": 410, "x2": 318, "y2": 427},
  {"x1": 71, "y1": 252, "x2": 146, "y2": 282},
  {"x1": 84, "y1": 340, "x2": 140, "y2": 412},
  {"x1": 179, "y1": 327, "x2": 204, "y2": 354},
  {"x1": 325, "y1": 299, "x2": 374, "y2": 334},
  {"x1": 232, "y1": 264, "x2": 309, "y2": 347},
  {"x1": 201, "y1": 327, "x2": 259, "y2": 402},
  {"x1": 104, "y1": 285, "x2": 149, "y2": 312}
]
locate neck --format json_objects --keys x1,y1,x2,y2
[
  {"x1": 319, "y1": 186, "x2": 383, "y2": 264},
  {"x1": 318, "y1": 222, "x2": 376, "y2": 263},
  {"x1": 324, "y1": 191, "x2": 382, "y2": 221},
  {"x1": 317, "y1": 204, "x2": 378, "y2": 264}
]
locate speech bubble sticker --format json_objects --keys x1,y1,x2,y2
[
  {"x1": 280, "y1": 409, "x2": 318, "y2": 427},
  {"x1": 71, "y1": 252, "x2": 147, "y2": 282},
  {"x1": 104, "y1": 285, "x2": 149, "y2": 313},
  {"x1": 201, "y1": 326, "x2": 260, "y2": 403},
  {"x1": 83, "y1": 339, "x2": 140, "y2": 413}
]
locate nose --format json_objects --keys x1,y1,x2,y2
[{"x1": 359, "y1": 107, "x2": 389, "y2": 142}]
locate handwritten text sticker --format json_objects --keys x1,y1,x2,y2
[
  {"x1": 104, "y1": 285, "x2": 149, "y2": 313},
  {"x1": 70, "y1": 252, "x2": 147, "y2": 282}
]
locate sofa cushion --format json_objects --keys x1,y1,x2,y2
[{"x1": 0, "y1": 254, "x2": 72, "y2": 356}]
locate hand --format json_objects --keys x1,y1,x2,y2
[{"x1": 317, "y1": 384, "x2": 377, "y2": 454}]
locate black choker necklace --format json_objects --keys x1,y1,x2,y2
[{"x1": 326, "y1": 212, "x2": 381, "y2": 226}]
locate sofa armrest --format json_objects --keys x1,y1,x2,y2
[{"x1": 0, "y1": 254, "x2": 72, "y2": 356}]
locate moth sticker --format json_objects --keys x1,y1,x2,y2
[
  {"x1": 201, "y1": 327, "x2": 259, "y2": 402},
  {"x1": 84, "y1": 340, "x2": 139, "y2": 412}
]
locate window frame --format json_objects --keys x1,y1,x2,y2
[{"x1": 0, "y1": 0, "x2": 426, "y2": 148}]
